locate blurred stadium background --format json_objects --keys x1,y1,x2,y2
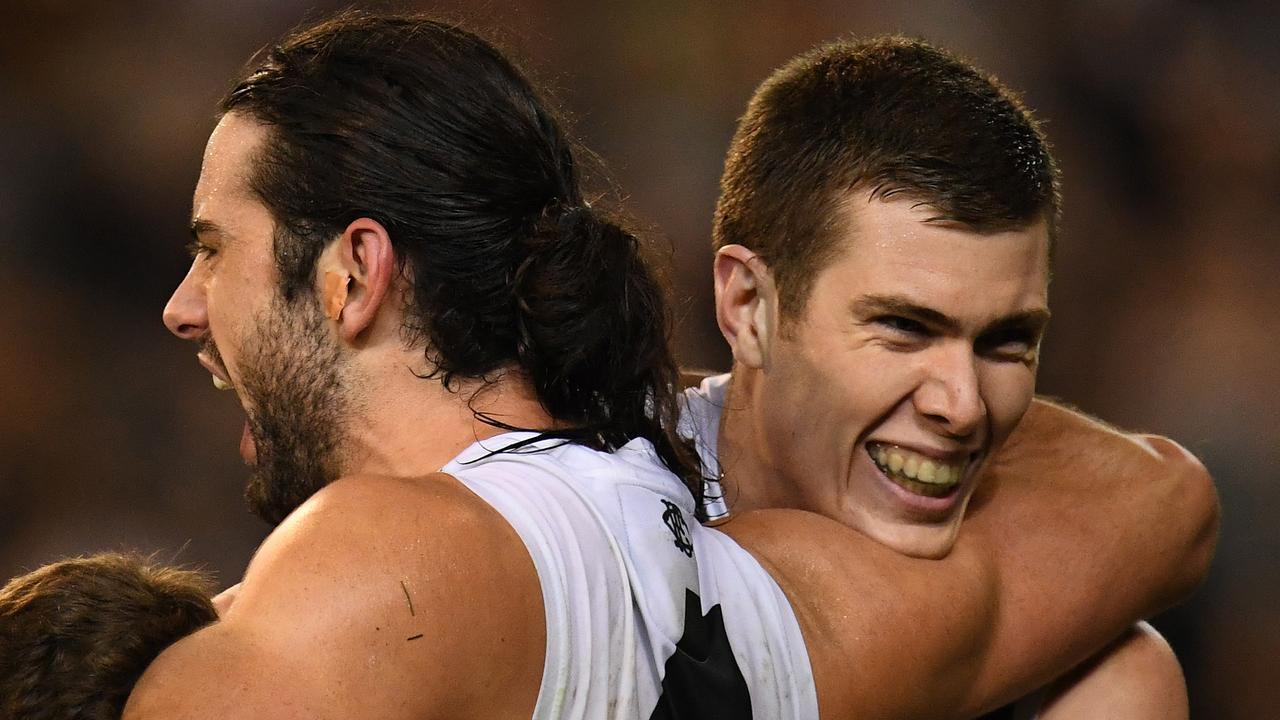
[{"x1": 3, "y1": 1, "x2": 1276, "y2": 716}]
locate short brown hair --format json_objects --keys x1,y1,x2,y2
[
  {"x1": 713, "y1": 36, "x2": 1060, "y2": 316},
  {"x1": 0, "y1": 553, "x2": 217, "y2": 719}
]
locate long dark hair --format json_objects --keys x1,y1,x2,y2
[{"x1": 221, "y1": 11, "x2": 703, "y2": 508}]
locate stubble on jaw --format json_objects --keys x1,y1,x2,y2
[{"x1": 238, "y1": 294, "x2": 354, "y2": 526}]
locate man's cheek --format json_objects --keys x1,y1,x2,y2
[{"x1": 990, "y1": 373, "x2": 1037, "y2": 438}]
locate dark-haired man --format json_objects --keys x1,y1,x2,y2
[
  {"x1": 682, "y1": 36, "x2": 1210, "y2": 717},
  {"x1": 123, "y1": 14, "x2": 1212, "y2": 720},
  {"x1": 133, "y1": 14, "x2": 817, "y2": 719}
]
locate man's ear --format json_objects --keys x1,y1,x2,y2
[
  {"x1": 713, "y1": 244, "x2": 778, "y2": 370},
  {"x1": 316, "y1": 217, "x2": 395, "y2": 344}
]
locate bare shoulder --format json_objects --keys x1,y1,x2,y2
[
  {"x1": 719, "y1": 508, "x2": 996, "y2": 719},
  {"x1": 1039, "y1": 622, "x2": 1188, "y2": 720},
  {"x1": 125, "y1": 472, "x2": 544, "y2": 720}
]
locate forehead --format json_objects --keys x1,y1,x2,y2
[
  {"x1": 192, "y1": 113, "x2": 270, "y2": 222},
  {"x1": 807, "y1": 193, "x2": 1050, "y2": 319}
]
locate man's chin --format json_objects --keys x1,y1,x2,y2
[
  {"x1": 244, "y1": 468, "x2": 325, "y2": 527},
  {"x1": 238, "y1": 416, "x2": 346, "y2": 526},
  {"x1": 855, "y1": 516, "x2": 964, "y2": 560},
  {"x1": 244, "y1": 473, "x2": 285, "y2": 526}
]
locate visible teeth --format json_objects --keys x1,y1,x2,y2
[
  {"x1": 869, "y1": 444, "x2": 967, "y2": 489},
  {"x1": 888, "y1": 453, "x2": 904, "y2": 473},
  {"x1": 212, "y1": 376, "x2": 233, "y2": 391},
  {"x1": 896, "y1": 476, "x2": 954, "y2": 498},
  {"x1": 903, "y1": 455, "x2": 920, "y2": 479},
  {"x1": 918, "y1": 460, "x2": 936, "y2": 483}
]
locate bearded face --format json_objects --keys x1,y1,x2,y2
[
  {"x1": 167, "y1": 114, "x2": 358, "y2": 528},
  {"x1": 237, "y1": 293, "x2": 353, "y2": 526}
]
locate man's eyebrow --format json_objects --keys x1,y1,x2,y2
[
  {"x1": 189, "y1": 218, "x2": 228, "y2": 240},
  {"x1": 852, "y1": 294, "x2": 1051, "y2": 334},
  {"x1": 982, "y1": 308, "x2": 1052, "y2": 336},
  {"x1": 853, "y1": 294, "x2": 962, "y2": 333}
]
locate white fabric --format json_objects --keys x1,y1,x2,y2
[
  {"x1": 682, "y1": 375, "x2": 1050, "y2": 720},
  {"x1": 678, "y1": 374, "x2": 731, "y2": 493},
  {"x1": 678, "y1": 374, "x2": 730, "y2": 465},
  {"x1": 443, "y1": 431, "x2": 817, "y2": 720}
]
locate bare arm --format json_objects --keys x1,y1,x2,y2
[
  {"x1": 960, "y1": 398, "x2": 1216, "y2": 708},
  {"x1": 123, "y1": 474, "x2": 544, "y2": 720},
  {"x1": 721, "y1": 399, "x2": 1217, "y2": 719},
  {"x1": 723, "y1": 509, "x2": 1000, "y2": 719},
  {"x1": 1037, "y1": 622, "x2": 1188, "y2": 720}
]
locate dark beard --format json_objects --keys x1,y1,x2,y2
[{"x1": 237, "y1": 295, "x2": 351, "y2": 526}]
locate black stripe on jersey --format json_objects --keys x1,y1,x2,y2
[{"x1": 649, "y1": 589, "x2": 753, "y2": 719}]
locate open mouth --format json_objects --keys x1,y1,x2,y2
[
  {"x1": 196, "y1": 351, "x2": 254, "y2": 463},
  {"x1": 197, "y1": 352, "x2": 236, "y2": 392},
  {"x1": 867, "y1": 442, "x2": 971, "y2": 499}
]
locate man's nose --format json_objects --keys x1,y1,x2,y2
[
  {"x1": 913, "y1": 346, "x2": 985, "y2": 439},
  {"x1": 163, "y1": 265, "x2": 208, "y2": 341}
]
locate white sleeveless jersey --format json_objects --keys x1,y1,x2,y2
[
  {"x1": 677, "y1": 375, "x2": 731, "y2": 497},
  {"x1": 443, "y1": 431, "x2": 818, "y2": 720},
  {"x1": 681, "y1": 374, "x2": 1047, "y2": 720}
]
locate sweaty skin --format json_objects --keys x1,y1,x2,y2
[
  {"x1": 701, "y1": 193, "x2": 1215, "y2": 716},
  {"x1": 670, "y1": 368, "x2": 1208, "y2": 717},
  {"x1": 722, "y1": 419, "x2": 1214, "y2": 719},
  {"x1": 1038, "y1": 622, "x2": 1189, "y2": 720},
  {"x1": 130, "y1": 111, "x2": 1215, "y2": 719},
  {"x1": 125, "y1": 474, "x2": 547, "y2": 720},
  {"x1": 127, "y1": 457, "x2": 1210, "y2": 720}
]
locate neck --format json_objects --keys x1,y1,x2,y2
[
  {"x1": 340, "y1": 349, "x2": 555, "y2": 479},
  {"x1": 718, "y1": 368, "x2": 806, "y2": 513}
]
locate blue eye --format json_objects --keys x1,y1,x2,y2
[{"x1": 876, "y1": 315, "x2": 927, "y2": 335}]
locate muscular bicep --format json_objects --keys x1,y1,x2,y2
[
  {"x1": 126, "y1": 577, "x2": 466, "y2": 718},
  {"x1": 125, "y1": 474, "x2": 545, "y2": 720},
  {"x1": 124, "y1": 619, "x2": 339, "y2": 718},
  {"x1": 721, "y1": 509, "x2": 1000, "y2": 719},
  {"x1": 721, "y1": 402, "x2": 1215, "y2": 719},
  {"x1": 1037, "y1": 622, "x2": 1188, "y2": 720},
  {"x1": 957, "y1": 398, "x2": 1217, "y2": 712},
  {"x1": 124, "y1": 566, "x2": 412, "y2": 719}
]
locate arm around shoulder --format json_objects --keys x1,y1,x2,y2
[
  {"x1": 723, "y1": 399, "x2": 1219, "y2": 719},
  {"x1": 124, "y1": 474, "x2": 545, "y2": 720},
  {"x1": 952, "y1": 398, "x2": 1217, "y2": 711},
  {"x1": 977, "y1": 396, "x2": 1219, "y2": 610},
  {"x1": 1129, "y1": 430, "x2": 1220, "y2": 604},
  {"x1": 1038, "y1": 621, "x2": 1188, "y2": 720},
  {"x1": 721, "y1": 508, "x2": 1001, "y2": 720}
]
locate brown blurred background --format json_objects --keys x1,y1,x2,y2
[{"x1": 2, "y1": 0, "x2": 1276, "y2": 716}]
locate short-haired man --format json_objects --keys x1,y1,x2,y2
[
  {"x1": 127, "y1": 13, "x2": 1213, "y2": 719},
  {"x1": 685, "y1": 36, "x2": 1212, "y2": 716}
]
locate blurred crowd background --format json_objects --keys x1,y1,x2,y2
[{"x1": 3, "y1": 1, "x2": 1276, "y2": 716}]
